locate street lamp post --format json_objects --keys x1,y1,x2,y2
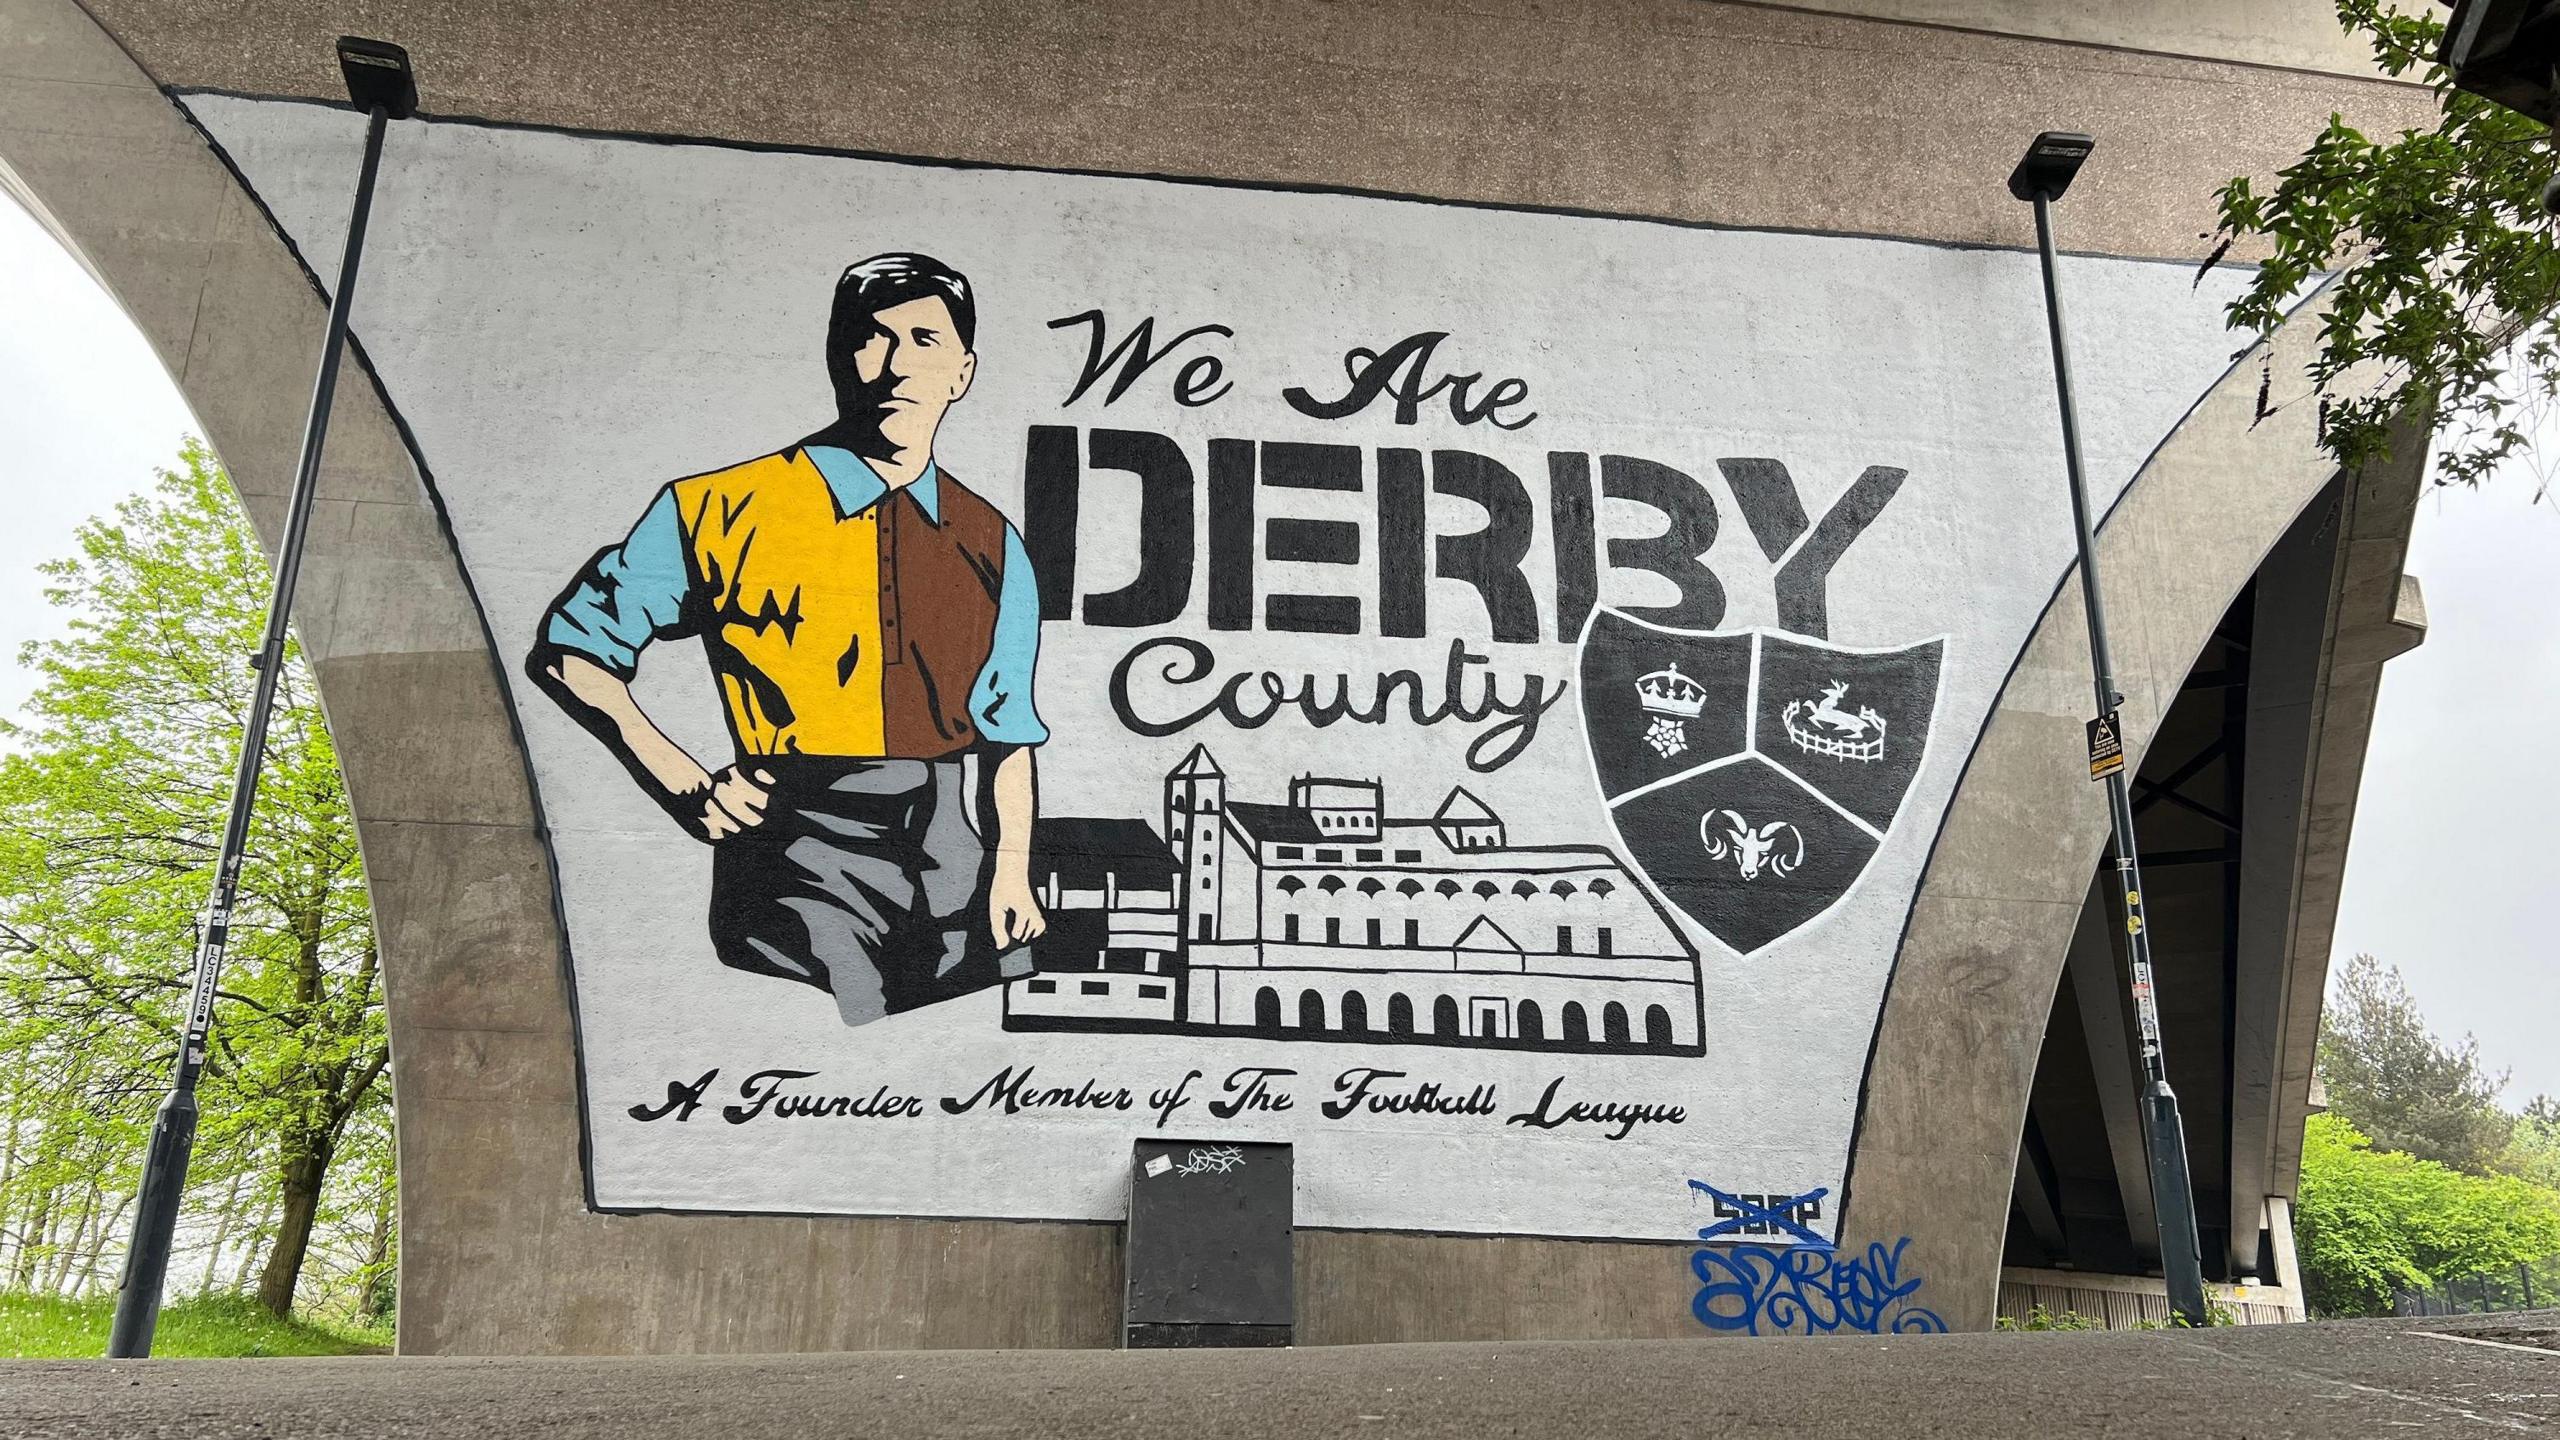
[
  {"x1": 106, "y1": 37, "x2": 418, "y2": 1360},
  {"x1": 2007, "y1": 131, "x2": 2212, "y2": 1329}
]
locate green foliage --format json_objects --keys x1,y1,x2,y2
[
  {"x1": 1993, "y1": 1301, "x2": 2234, "y2": 1332},
  {"x1": 0, "y1": 1291, "x2": 386, "y2": 1358},
  {"x1": 2497, "y1": 1098, "x2": 2560, "y2": 1191},
  {"x1": 1996, "y1": 1305, "x2": 2105, "y2": 1332},
  {"x1": 0, "y1": 440, "x2": 391, "y2": 1326},
  {"x1": 2316, "y1": 953, "x2": 2512, "y2": 1173},
  {"x1": 2293, "y1": 1113, "x2": 2560, "y2": 1317},
  {"x1": 2168, "y1": 1299, "x2": 2240, "y2": 1329},
  {"x1": 2207, "y1": 0, "x2": 2560, "y2": 490}
]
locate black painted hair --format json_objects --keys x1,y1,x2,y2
[{"x1": 825, "y1": 253, "x2": 977, "y2": 383}]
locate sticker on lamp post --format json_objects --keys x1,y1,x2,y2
[{"x1": 2087, "y1": 712, "x2": 2124, "y2": 781}]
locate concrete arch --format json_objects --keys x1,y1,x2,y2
[
  {"x1": 1838, "y1": 281, "x2": 2425, "y2": 1331},
  {"x1": 0, "y1": 0, "x2": 1120, "y2": 1354}
]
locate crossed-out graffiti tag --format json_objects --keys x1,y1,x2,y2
[
  {"x1": 1690, "y1": 1179, "x2": 1829, "y2": 1245},
  {"x1": 1686, "y1": 1180, "x2": 1946, "y2": 1336}
]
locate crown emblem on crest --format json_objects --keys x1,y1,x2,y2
[
  {"x1": 1636, "y1": 664, "x2": 1708, "y2": 719},
  {"x1": 1634, "y1": 663, "x2": 1707, "y2": 758},
  {"x1": 1782, "y1": 680, "x2": 1887, "y2": 763}
]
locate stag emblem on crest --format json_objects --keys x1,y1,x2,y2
[{"x1": 1783, "y1": 680, "x2": 1887, "y2": 763}]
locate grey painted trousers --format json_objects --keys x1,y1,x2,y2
[{"x1": 706, "y1": 756, "x2": 1030, "y2": 1026}]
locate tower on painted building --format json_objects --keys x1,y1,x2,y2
[{"x1": 1167, "y1": 743, "x2": 1225, "y2": 942}]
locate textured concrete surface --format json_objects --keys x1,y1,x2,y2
[
  {"x1": 80, "y1": 0, "x2": 2430, "y2": 261},
  {"x1": 4, "y1": 1313, "x2": 2556, "y2": 1438},
  {"x1": 2225, "y1": 489, "x2": 2341, "y2": 1280},
  {"x1": 1840, "y1": 293, "x2": 2426, "y2": 1330},
  {"x1": 2, "y1": 0, "x2": 2433, "y2": 1353},
  {"x1": 1781, "y1": 0, "x2": 2403, "y2": 79}
]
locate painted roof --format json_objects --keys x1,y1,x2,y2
[
  {"x1": 1034, "y1": 817, "x2": 1181, "y2": 888},
  {"x1": 1225, "y1": 801, "x2": 1328, "y2": 846}
]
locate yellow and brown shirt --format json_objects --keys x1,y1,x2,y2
[{"x1": 540, "y1": 445, "x2": 1045, "y2": 759}]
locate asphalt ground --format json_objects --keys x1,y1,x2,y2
[{"x1": 2, "y1": 1310, "x2": 2555, "y2": 1439}]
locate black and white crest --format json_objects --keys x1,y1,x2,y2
[{"x1": 1578, "y1": 611, "x2": 1944, "y2": 954}]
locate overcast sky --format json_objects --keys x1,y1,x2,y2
[
  {"x1": 4, "y1": 194, "x2": 2555, "y2": 1103},
  {"x1": 0, "y1": 198, "x2": 196, "y2": 720}
]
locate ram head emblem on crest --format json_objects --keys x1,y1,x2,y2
[{"x1": 1699, "y1": 810, "x2": 1806, "y2": 882}]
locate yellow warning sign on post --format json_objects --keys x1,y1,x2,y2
[{"x1": 2087, "y1": 711, "x2": 2124, "y2": 781}]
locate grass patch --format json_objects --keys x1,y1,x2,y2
[{"x1": 0, "y1": 1292, "x2": 390, "y2": 1358}]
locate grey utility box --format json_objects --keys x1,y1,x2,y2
[{"x1": 1123, "y1": 1138, "x2": 1293, "y2": 1347}]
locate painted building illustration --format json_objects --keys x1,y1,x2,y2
[{"x1": 1004, "y1": 746, "x2": 1704, "y2": 1054}]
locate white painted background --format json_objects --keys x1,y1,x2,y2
[{"x1": 190, "y1": 95, "x2": 2252, "y2": 1241}]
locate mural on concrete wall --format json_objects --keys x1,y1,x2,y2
[{"x1": 183, "y1": 93, "x2": 2256, "y2": 1242}]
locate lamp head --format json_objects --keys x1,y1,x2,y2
[
  {"x1": 2008, "y1": 131, "x2": 2094, "y2": 203},
  {"x1": 337, "y1": 36, "x2": 417, "y2": 120},
  {"x1": 2440, "y1": 0, "x2": 2560, "y2": 127}
]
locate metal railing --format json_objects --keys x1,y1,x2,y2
[{"x1": 2394, "y1": 1258, "x2": 2560, "y2": 1317}]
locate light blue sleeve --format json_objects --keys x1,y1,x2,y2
[
  {"x1": 968, "y1": 524, "x2": 1050, "y2": 746},
  {"x1": 541, "y1": 485, "x2": 693, "y2": 678}
]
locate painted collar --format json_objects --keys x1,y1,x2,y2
[{"x1": 804, "y1": 444, "x2": 940, "y2": 524}]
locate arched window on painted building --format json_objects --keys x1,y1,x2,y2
[
  {"x1": 1342, "y1": 992, "x2": 1370, "y2": 1032},
  {"x1": 1432, "y1": 995, "x2": 1461, "y2": 1036},
  {"x1": 1518, "y1": 999, "x2": 1545, "y2": 1041},
  {"x1": 1436, "y1": 879, "x2": 1462, "y2": 899},
  {"x1": 1388, "y1": 994, "x2": 1416, "y2": 1035},
  {"x1": 1299, "y1": 989, "x2": 1326, "y2": 1030},
  {"x1": 1645, "y1": 1004, "x2": 1674, "y2": 1047},
  {"x1": 1563, "y1": 1002, "x2": 1589, "y2": 1043},
  {"x1": 1603, "y1": 1002, "x2": 1631, "y2": 1045},
  {"x1": 1255, "y1": 988, "x2": 1281, "y2": 1030}
]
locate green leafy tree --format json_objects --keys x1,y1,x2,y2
[
  {"x1": 2295, "y1": 1113, "x2": 2560, "y2": 1316},
  {"x1": 0, "y1": 440, "x2": 390, "y2": 1321},
  {"x1": 2316, "y1": 953, "x2": 2511, "y2": 1173},
  {"x1": 2207, "y1": 0, "x2": 2560, "y2": 492},
  {"x1": 2500, "y1": 1096, "x2": 2560, "y2": 1192}
]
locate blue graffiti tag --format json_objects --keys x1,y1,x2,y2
[{"x1": 1686, "y1": 1180, "x2": 1948, "y2": 1336}]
